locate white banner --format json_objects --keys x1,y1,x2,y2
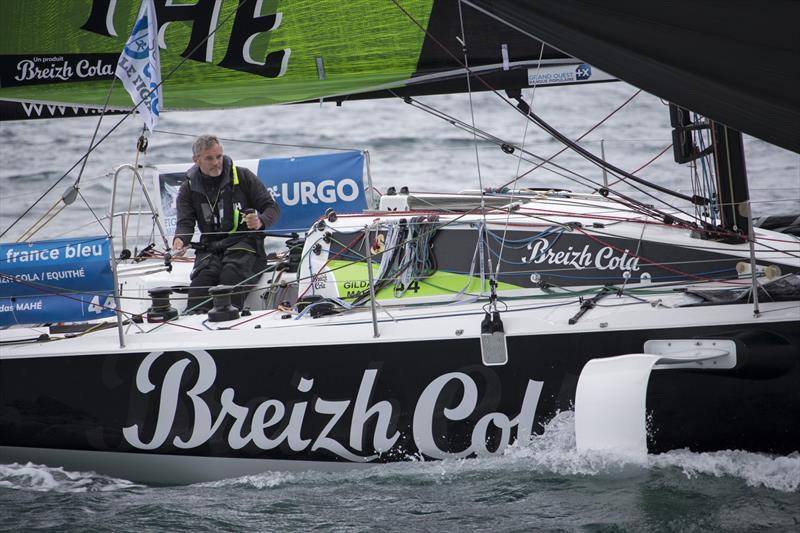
[{"x1": 115, "y1": 0, "x2": 162, "y2": 131}]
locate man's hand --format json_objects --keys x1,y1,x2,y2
[
  {"x1": 244, "y1": 210, "x2": 264, "y2": 230},
  {"x1": 172, "y1": 237, "x2": 186, "y2": 257}
]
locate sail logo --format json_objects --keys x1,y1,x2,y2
[
  {"x1": 4, "y1": 54, "x2": 117, "y2": 87},
  {"x1": 123, "y1": 350, "x2": 544, "y2": 460},
  {"x1": 528, "y1": 63, "x2": 613, "y2": 86},
  {"x1": 83, "y1": 0, "x2": 291, "y2": 79},
  {"x1": 520, "y1": 237, "x2": 640, "y2": 272},
  {"x1": 575, "y1": 64, "x2": 592, "y2": 80}
]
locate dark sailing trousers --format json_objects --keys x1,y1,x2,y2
[{"x1": 187, "y1": 243, "x2": 262, "y2": 312}]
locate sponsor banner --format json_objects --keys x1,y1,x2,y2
[
  {"x1": 0, "y1": 53, "x2": 118, "y2": 88},
  {"x1": 0, "y1": 236, "x2": 115, "y2": 326},
  {"x1": 257, "y1": 151, "x2": 366, "y2": 232},
  {"x1": 155, "y1": 151, "x2": 366, "y2": 237},
  {"x1": 527, "y1": 63, "x2": 615, "y2": 86},
  {"x1": 156, "y1": 170, "x2": 189, "y2": 239}
]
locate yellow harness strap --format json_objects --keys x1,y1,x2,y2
[{"x1": 229, "y1": 165, "x2": 241, "y2": 234}]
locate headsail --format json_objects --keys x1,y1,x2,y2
[
  {"x1": 0, "y1": 0, "x2": 608, "y2": 119},
  {"x1": 465, "y1": 0, "x2": 800, "y2": 154}
]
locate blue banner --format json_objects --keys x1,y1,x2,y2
[
  {"x1": 0, "y1": 236, "x2": 115, "y2": 326},
  {"x1": 257, "y1": 151, "x2": 366, "y2": 232}
]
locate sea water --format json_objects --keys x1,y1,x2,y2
[
  {"x1": 1, "y1": 83, "x2": 799, "y2": 531},
  {"x1": 0, "y1": 413, "x2": 798, "y2": 531}
]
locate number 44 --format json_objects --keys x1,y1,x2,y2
[{"x1": 88, "y1": 295, "x2": 116, "y2": 314}]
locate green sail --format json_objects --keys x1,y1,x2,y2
[{"x1": 0, "y1": 0, "x2": 434, "y2": 109}]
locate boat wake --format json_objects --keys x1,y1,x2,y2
[
  {"x1": 1, "y1": 413, "x2": 796, "y2": 493},
  {"x1": 0, "y1": 462, "x2": 142, "y2": 493},
  {"x1": 204, "y1": 411, "x2": 800, "y2": 493},
  {"x1": 649, "y1": 448, "x2": 800, "y2": 493}
]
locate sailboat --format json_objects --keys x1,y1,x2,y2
[{"x1": 0, "y1": 1, "x2": 798, "y2": 485}]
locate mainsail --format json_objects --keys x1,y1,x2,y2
[
  {"x1": 0, "y1": 0, "x2": 606, "y2": 118},
  {"x1": 2, "y1": 0, "x2": 797, "y2": 155}
]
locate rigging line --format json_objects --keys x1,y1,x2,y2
[
  {"x1": 456, "y1": 0, "x2": 496, "y2": 291},
  {"x1": 574, "y1": 227, "x2": 743, "y2": 285},
  {"x1": 47, "y1": 215, "x2": 111, "y2": 240},
  {"x1": 689, "y1": 146, "x2": 703, "y2": 222},
  {"x1": 511, "y1": 96, "x2": 702, "y2": 207},
  {"x1": 481, "y1": 254, "x2": 780, "y2": 272},
  {"x1": 518, "y1": 112, "x2": 702, "y2": 223},
  {"x1": 499, "y1": 89, "x2": 644, "y2": 189},
  {"x1": 136, "y1": 184, "x2": 150, "y2": 255},
  {"x1": 0, "y1": 274, "x2": 116, "y2": 300},
  {"x1": 389, "y1": 5, "x2": 694, "y2": 227},
  {"x1": 153, "y1": 129, "x2": 362, "y2": 153},
  {"x1": 400, "y1": 0, "x2": 704, "y2": 225},
  {"x1": 0, "y1": 172, "x2": 115, "y2": 202},
  {"x1": 75, "y1": 77, "x2": 118, "y2": 189},
  {"x1": 460, "y1": 1, "x2": 573, "y2": 66},
  {"x1": 400, "y1": 95, "x2": 610, "y2": 191},
  {"x1": 0, "y1": 272, "x2": 208, "y2": 331},
  {"x1": 393, "y1": 0, "x2": 700, "y2": 220},
  {"x1": 495, "y1": 42, "x2": 547, "y2": 280},
  {"x1": 531, "y1": 182, "x2": 674, "y2": 225},
  {"x1": 713, "y1": 197, "x2": 800, "y2": 208},
  {"x1": 76, "y1": 190, "x2": 110, "y2": 237},
  {"x1": 15, "y1": 203, "x2": 67, "y2": 243},
  {"x1": 620, "y1": 220, "x2": 649, "y2": 294},
  {"x1": 15, "y1": 85, "x2": 122, "y2": 244},
  {"x1": 151, "y1": 264, "x2": 283, "y2": 331},
  {"x1": 514, "y1": 45, "x2": 547, "y2": 179},
  {"x1": 123, "y1": 125, "x2": 148, "y2": 253},
  {"x1": 490, "y1": 207, "x2": 580, "y2": 231},
  {"x1": 750, "y1": 198, "x2": 800, "y2": 205},
  {"x1": 750, "y1": 239, "x2": 800, "y2": 260},
  {"x1": 227, "y1": 308, "x2": 280, "y2": 329},
  {"x1": 606, "y1": 143, "x2": 673, "y2": 187},
  {"x1": 295, "y1": 233, "x2": 366, "y2": 303},
  {"x1": 294, "y1": 210, "x2": 481, "y2": 290},
  {"x1": 0, "y1": 0, "x2": 250, "y2": 240}
]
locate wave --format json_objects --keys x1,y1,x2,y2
[
  {"x1": 1, "y1": 170, "x2": 57, "y2": 183},
  {"x1": 0, "y1": 462, "x2": 141, "y2": 493},
  {"x1": 201, "y1": 411, "x2": 800, "y2": 493},
  {"x1": 1, "y1": 410, "x2": 796, "y2": 493}
]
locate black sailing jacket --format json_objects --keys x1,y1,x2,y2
[{"x1": 174, "y1": 156, "x2": 280, "y2": 254}]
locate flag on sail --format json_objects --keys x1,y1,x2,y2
[{"x1": 115, "y1": 0, "x2": 162, "y2": 131}]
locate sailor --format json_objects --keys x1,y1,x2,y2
[{"x1": 172, "y1": 134, "x2": 280, "y2": 312}]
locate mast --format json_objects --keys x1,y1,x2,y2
[
  {"x1": 710, "y1": 123, "x2": 750, "y2": 237},
  {"x1": 669, "y1": 104, "x2": 750, "y2": 241}
]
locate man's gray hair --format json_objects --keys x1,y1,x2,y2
[{"x1": 192, "y1": 134, "x2": 223, "y2": 158}]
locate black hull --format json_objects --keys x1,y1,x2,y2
[{"x1": 1, "y1": 321, "x2": 798, "y2": 480}]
